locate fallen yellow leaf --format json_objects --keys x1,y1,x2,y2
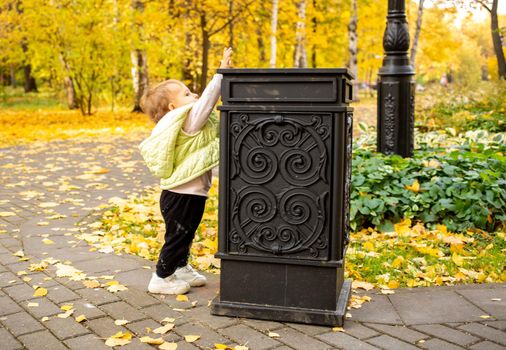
[
  {"x1": 268, "y1": 332, "x2": 280, "y2": 338},
  {"x1": 105, "y1": 331, "x2": 132, "y2": 347},
  {"x1": 405, "y1": 180, "x2": 420, "y2": 192},
  {"x1": 235, "y1": 346, "x2": 249, "y2": 350},
  {"x1": 184, "y1": 335, "x2": 200, "y2": 343},
  {"x1": 332, "y1": 327, "x2": 345, "y2": 332},
  {"x1": 41, "y1": 316, "x2": 50, "y2": 322},
  {"x1": 139, "y1": 336, "x2": 164, "y2": 345},
  {"x1": 42, "y1": 238, "x2": 55, "y2": 245},
  {"x1": 0, "y1": 211, "x2": 16, "y2": 217},
  {"x1": 57, "y1": 309, "x2": 74, "y2": 318},
  {"x1": 161, "y1": 317, "x2": 175, "y2": 323},
  {"x1": 114, "y1": 319, "x2": 129, "y2": 326},
  {"x1": 83, "y1": 280, "x2": 101, "y2": 288},
  {"x1": 75, "y1": 315, "x2": 87, "y2": 323},
  {"x1": 153, "y1": 323, "x2": 175, "y2": 334},
  {"x1": 351, "y1": 280, "x2": 374, "y2": 291},
  {"x1": 33, "y1": 287, "x2": 48, "y2": 297},
  {"x1": 27, "y1": 302, "x2": 39, "y2": 307},
  {"x1": 61, "y1": 304, "x2": 74, "y2": 311},
  {"x1": 176, "y1": 294, "x2": 189, "y2": 302}
]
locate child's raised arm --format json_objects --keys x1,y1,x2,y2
[{"x1": 183, "y1": 48, "x2": 232, "y2": 135}]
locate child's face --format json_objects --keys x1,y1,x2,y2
[{"x1": 168, "y1": 83, "x2": 199, "y2": 110}]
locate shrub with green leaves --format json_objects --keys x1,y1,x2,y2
[{"x1": 350, "y1": 148, "x2": 506, "y2": 232}]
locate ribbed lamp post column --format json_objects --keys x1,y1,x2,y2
[{"x1": 377, "y1": 0, "x2": 415, "y2": 157}]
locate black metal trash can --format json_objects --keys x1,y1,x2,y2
[{"x1": 211, "y1": 69, "x2": 354, "y2": 326}]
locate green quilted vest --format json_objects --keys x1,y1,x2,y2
[{"x1": 139, "y1": 104, "x2": 220, "y2": 190}]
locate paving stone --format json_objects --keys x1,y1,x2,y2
[
  {"x1": 173, "y1": 341, "x2": 200, "y2": 350},
  {"x1": 45, "y1": 283, "x2": 80, "y2": 303},
  {"x1": 22, "y1": 297, "x2": 61, "y2": 318},
  {"x1": 23, "y1": 273, "x2": 59, "y2": 288},
  {"x1": 0, "y1": 327, "x2": 23, "y2": 350},
  {"x1": 317, "y1": 331, "x2": 380, "y2": 350},
  {"x1": 71, "y1": 300, "x2": 106, "y2": 320},
  {"x1": 469, "y1": 340, "x2": 506, "y2": 350},
  {"x1": 389, "y1": 290, "x2": 485, "y2": 325},
  {"x1": 275, "y1": 327, "x2": 336, "y2": 350},
  {"x1": 458, "y1": 322, "x2": 506, "y2": 346},
  {"x1": 3, "y1": 283, "x2": 37, "y2": 302},
  {"x1": 342, "y1": 322, "x2": 380, "y2": 339},
  {"x1": 118, "y1": 287, "x2": 159, "y2": 308},
  {"x1": 53, "y1": 276, "x2": 86, "y2": 290},
  {"x1": 349, "y1": 294, "x2": 404, "y2": 324},
  {"x1": 419, "y1": 338, "x2": 466, "y2": 350},
  {"x1": 220, "y1": 324, "x2": 280, "y2": 350},
  {"x1": 0, "y1": 296, "x2": 23, "y2": 316},
  {"x1": 125, "y1": 318, "x2": 163, "y2": 336},
  {"x1": 412, "y1": 324, "x2": 479, "y2": 347},
  {"x1": 0, "y1": 311, "x2": 45, "y2": 336},
  {"x1": 456, "y1": 287, "x2": 506, "y2": 319},
  {"x1": 141, "y1": 303, "x2": 187, "y2": 325},
  {"x1": 242, "y1": 318, "x2": 285, "y2": 332},
  {"x1": 186, "y1": 305, "x2": 239, "y2": 329},
  {"x1": 64, "y1": 333, "x2": 110, "y2": 350},
  {"x1": 18, "y1": 330, "x2": 68, "y2": 350},
  {"x1": 100, "y1": 301, "x2": 146, "y2": 322},
  {"x1": 175, "y1": 321, "x2": 235, "y2": 349},
  {"x1": 365, "y1": 323, "x2": 428, "y2": 343},
  {"x1": 0, "y1": 271, "x2": 22, "y2": 287},
  {"x1": 486, "y1": 320, "x2": 506, "y2": 331},
  {"x1": 44, "y1": 316, "x2": 90, "y2": 339},
  {"x1": 286, "y1": 322, "x2": 329, "y2": 336},
  {"x1": 121, "y1": 338, "x2": 155, "y2": 350},
  {"x1": 76, "y1": 287, "x2": 120, "y2": 305},
  {"x1": 366, "y1": 335, "x2": 420, "y2": 350},
  {"x1": 73, "y1": 255, "x2": 141, "y2": 274},
  {"x1": 114, "y1": 268, "x2": 152, "y2": 290},
  {"x1": 86, "y1": 316, "x2": 126, "y2": 338}
]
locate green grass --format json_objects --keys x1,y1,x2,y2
[{"x1": 0, "y1": 87, "x2": 66, "y2": 110}]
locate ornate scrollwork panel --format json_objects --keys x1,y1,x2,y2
[{"x1": 227, "y1": 112, "x2": 332, "y2": 259}]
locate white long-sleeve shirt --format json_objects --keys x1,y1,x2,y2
[{"x1": 161, "y1": 73, "x2": 222, "y2": 197}]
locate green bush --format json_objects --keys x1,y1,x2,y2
[{"x1": 350, "y1": 147, "x2": 506, "y2": 233}]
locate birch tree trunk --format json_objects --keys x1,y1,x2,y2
[
  {"x1": 347, "y1": 0, "x2": 358, "y2": 100},
  {"x1": 59, "y1": 53, "x2": 78, "y2": 110},
  {"x1": 131, "y1": 0, "x2": 149, "y2": 112},
  {"x1": 294, "y1": 0, "x2": 308, "y2": 68},
  {"x1": 200, "y1": 14, "x2": 210, "y2": 93},
  {"x1": 311, "y1": 0, "x2": 317, "y2": 67},
  {"x1": 410, "y1": 0, "x2": 424, "y2": 68},
  {"x1": 270, "y1": 0, "x2": 278, "y2": 68}
]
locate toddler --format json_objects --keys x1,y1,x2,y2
[{"x1": 139, "y1": 48, "x2": 232, "y2": 294}]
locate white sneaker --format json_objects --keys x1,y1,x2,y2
[
  {"x1": 148, "y1": 273, "x2": 190, "y2": 295},
  {"x1": 175, "y1": 265, "x2": 207, "y2": 287}
]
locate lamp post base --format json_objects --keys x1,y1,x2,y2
[{"x1": 211, "y1": 279, "x2": 351, "y2": 327}]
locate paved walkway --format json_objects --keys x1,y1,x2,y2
[{"x1": 0, "y1": 138, "x2": 504, "y2": 350}]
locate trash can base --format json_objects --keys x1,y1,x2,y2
[{"x1": 210, "y1": 279, "x2": 352, "y2": 326}]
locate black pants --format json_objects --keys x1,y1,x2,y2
[{"x1": 156, "y1": 190, "x2": 207, "y2": 278}]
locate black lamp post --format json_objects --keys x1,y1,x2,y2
[{"x1": 377, "y1": 0, "x2": 415, "y2": 157}]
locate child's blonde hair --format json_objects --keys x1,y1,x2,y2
[{"x1": 140, "y1": 79, "x2": 183, "y2": 123}]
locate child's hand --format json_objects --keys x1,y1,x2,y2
[{"x1": 220, "y1": 47, "x2": 233, "y2": 69}]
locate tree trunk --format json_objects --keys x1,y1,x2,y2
[
  {"x1": 410, "y1": 0, "x2": 424, "y2": 68},
  {"x1": 270, "y1": 0, "x2": 278, "y2": 68},
  {"x1": 21, "y1": 42, "x2": 37, "y2": 92},
  {"x1": 311, "y1": 0, "x2": 317, "y2": 68},
  {"x1": 131, "y1": 49, "x2": 149, "y2": 111},
  {"x1": 228, "y1": 0, "x2": 234, "y2": 48},
  {"x1": 347, "y1": 0, "x2": 358, "y2": 100},
  {"x1": 131, "y1": 0, "x2": 149, "y2": 112},
  {"x1": 294, "y1": 0, "x2": 308, "y2": 68},
  {"x1": 490, "y1": 0, "x2": 506, "y2": 79},
  {"x1": 23, "y1": 64, "x2": 37, "y2": 93},
  {"x1": 200, "y1": 19, "x2": 210, "y2": 93},
  {"x1": 10, "y1": 65, "x2": 17, "y2": 88},
  {"x1": 59, "y1": 53, "x2": 78, "y2": 109}
]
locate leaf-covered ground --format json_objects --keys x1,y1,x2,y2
[
  {"x1": 83, "y1": 180, "x2": 506, "y2": 290},
  {"x1": 0, "y1": 110, "x2": 151, "y2": 148}
]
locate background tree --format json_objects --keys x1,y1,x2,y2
[
  {"x1": 347, "y1": 0, "x2": 358, "y2": 100},
  {"x1": 294, "y1": 0, "x2": 308, "y2": 67}
]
